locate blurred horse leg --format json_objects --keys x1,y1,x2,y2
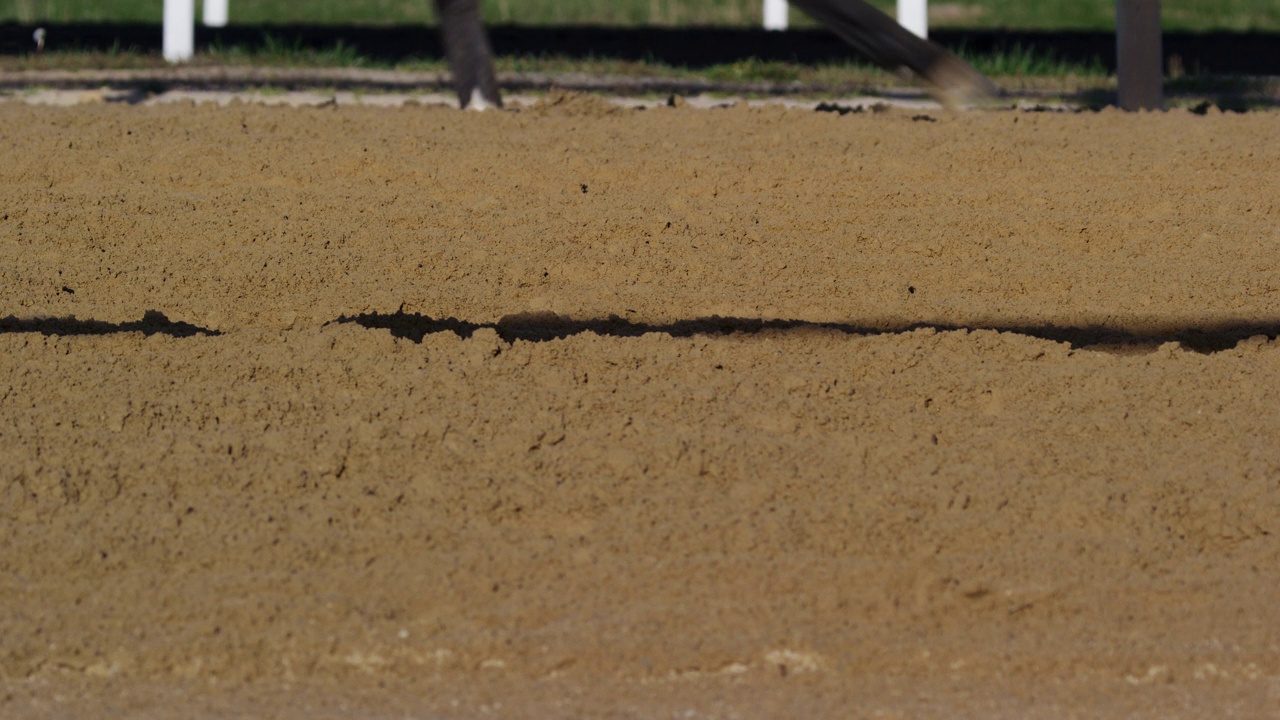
[
  {"x1": 789, "y1": 0, "x2": 995, "y2": 106},
  {"x1": 433, "y1": 0, "x2": 995, "y2": 110},
  {"x1": 435, "y1": 0, "x2": 502, "y2": 109}
]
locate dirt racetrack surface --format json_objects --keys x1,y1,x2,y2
[{"x1": 2, "y1": 95, "x2": 1280, "y2": 718}]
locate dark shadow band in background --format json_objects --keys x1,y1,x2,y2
[{"x1": 2, "y1": 23, "x2": 1279, "y2": 74}]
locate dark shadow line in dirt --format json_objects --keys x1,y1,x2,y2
[
  {"x1": 0, "y1": 310, "x2": 221, "y2": 338},
  {"x1": 332, "y1": 310, "x2": 1280, "y2": 354}
]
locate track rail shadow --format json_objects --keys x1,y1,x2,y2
[
  {"x1": 333, "y1": 310, "x2": 1280, "y2": 354},
  {"x1": 0, "y1": 310, "x2": 220, "y2": 338}
]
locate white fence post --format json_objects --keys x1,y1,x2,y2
[
  {"x1": 897, "y1": 0, "x2": 928, "y2": 38},
  {"x1": 763, "y1": 0, "x2": 788, "y2": 30},
  {"x1": 163, "y1": 0, "x2": 195, "y2": 62},
  {"x1": 765, "y1": 0, "x2": 928, "y2": 35},
  {"x1": 204, "y1": 0, "x2": 229, "y2": 27}
]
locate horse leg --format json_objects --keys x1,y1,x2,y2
[
  {"x1": 434, "y1": 0, "x2": 503, "y2": 109},
  {"x1": 789, "y1": 0, "x2": 996, "y2": 106},
  {"x1": 433, "y1": 0, "x2": 989, "y2": 111}
]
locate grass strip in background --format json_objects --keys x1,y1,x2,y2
[
  {"x1": 5, "y1": 0, "x2": 1280, "y2": 31},
  {"x1": 0, "y1": 32, "x2": 1108, "y2": 89}
]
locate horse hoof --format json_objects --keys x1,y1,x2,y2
[{"x1": 925, "y1": 56, "x2": 998, "y2": 110}]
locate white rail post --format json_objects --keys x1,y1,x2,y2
[
  {"x1": 897, "y1": 0, "x2": 927, "y2": 38},
  {"x1": 763, "y1": 0, "x2": 788, "y2": 31},
  {"x1": 204, "y1": 0, "x2": 229, "y2": 27},
  {"x1": 163, "y1": 0, "x2": 195, "y2": 62}
]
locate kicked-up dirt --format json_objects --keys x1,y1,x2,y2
[{"x1": 1, "y1": 94, "x2": 1279, "y2": 718}]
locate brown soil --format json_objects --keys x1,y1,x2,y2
[{"x1": 2, "y1": 97, "x2": 1279, "y2": 718}]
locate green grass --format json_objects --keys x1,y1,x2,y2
[
  {"x1": 960, "y1": 42, "x2": 1106, "y2": 77},
  {"x1": 5, "y1": 0, "x2": 1280, "y2": 31},
  {"x1": 1, "y1": 30, "x2": 1111, "y2": 87}
]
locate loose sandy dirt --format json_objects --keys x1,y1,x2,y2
[{"x1": 1, "y1": 95, "x2": 1279, "y2": 718}]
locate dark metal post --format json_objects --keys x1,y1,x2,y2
[{"x1": 1116, "y1": 0, "x2": 1163, "y2": 110}]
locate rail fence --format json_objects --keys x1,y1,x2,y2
[{"x1": 160, "y1": 0, "x2": 1163, "y2": 109}]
